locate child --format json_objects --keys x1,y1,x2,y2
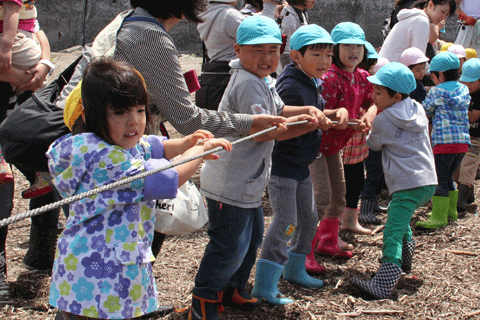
[
  {"x1": 456, "y1": 58, "x2": 480, "y2": 211},
  {"x1": 309, "y1": 22, "x2": 377, "y2": 261},
  {"x1": 400, "y1": 47, "x2": 429, "y2": 103},
  {"x1": 0, "y1": 0, "x2": 54, "y2": 188},
  {"x1": 351, "y1": 62, "x2": 437, "y2": 299},
  {"x1": 47, "y1": 58, "x2": 232, "y2": 320},
  {"x1": 416, "y1": 52, "x2": 471, "y2": 228},
  {"x1": 344, "y1": 41, "x2": 381, "y2": 226},
  {"x1": 447, "y1": 44, "x2": 467, "y2": 71},
  {"x1": 252, "y1": 24, "x2": 341, "y2": 304},
  {"x1": 192, "y1": 16, "x2": 327, "y2": 320},
  {"x1": 359, "y1": 57, "x2": 391, "y2": 225}
]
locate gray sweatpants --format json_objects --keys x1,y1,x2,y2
[{"x1": 260, "y1": 175, "x2": 318, "y2": 266}]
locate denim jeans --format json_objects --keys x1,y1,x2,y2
[
  {"x1": 260, "y1": 175, "x2": 318, "y2": 265},
  {"x1": 434, "y1": 153, "x2": 465, "y2": 197},
  {"x1": 194, "y1": 198, "x2": 264, "y2": 299},
  {"x1": 361, "y1": 148, "x2": 385, "y2": 201}
]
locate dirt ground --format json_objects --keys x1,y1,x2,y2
[{"x1": 1, "y1": 50, "x2": 480, "y2": 320}]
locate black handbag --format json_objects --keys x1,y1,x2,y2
[{"x1": 0, "y1": 56, "x2": 81, "y2": 172}]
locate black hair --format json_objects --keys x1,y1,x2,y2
[
  {"x1": 414, "y1": 0, "x2": 456, "y2": 17},
  {"x1": 130, "y1": 0, "x2": 207, "y2": 23},
  {"x1": 297, "y1": 43, "x2": 333, "y2": 56},
  {"x1": 385, "y1": 86, "x2": 410, "y2": 100},
  {"x1": 287, "y1": 0, "x2": 307, "y2": 6},
  {"x1": 431, "y1": 68, "x2": 460, "y2": 82},
  {"x1": 358, "y1": 58, "x2": 378, "y2": 73},
  {"x1": 407, "y1": 61, "x2": 427, "y2": 70},
  {"x1": 245, "y1": 0, "x2": 263, "y2": 12},
  {"x1": 80, "y1": 57, "x2": 150, "y2": 142},
  {"x1": 332, "y1": 44, "x2": 369, "y2": 70}
]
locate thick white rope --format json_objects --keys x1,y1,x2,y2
[{"x1": 0, "y1": 120, "x2": 316, "y2": 228}]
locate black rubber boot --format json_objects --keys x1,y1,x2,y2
[
  {"x1": 401, "y1": 238, "x2": 416, "y2": 273},
  {"x1": 0, "y1": 250, "x2": 12, "y2": 304},
  {"x1": 22, "y1": 189, "x2": 62, "y2": 271},
  {"x1": 152, "y1": 230, "x2": 166, "y2": 259},
  {"x1": 457, "y1": 184, "x2": 472, "y2": 213},
  {"x1": 22, "y1": 222, "x2": 63, "y2": 271},
  {"x1": 467, "y1": 184, "x2": 475, "y2": 204},
  {"x1": 351, "y1": 262, "x2": 402, "y2": 299},
  {"x1": 359, "y1": 199, "x2": 382, "y2": 224}
]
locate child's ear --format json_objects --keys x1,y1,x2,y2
[
  {"x1": 394, "y1": 92, "x2": 403, "y2": 103},
  {"x1": 290, "y1": 50, "x2": 302, "y2": 64},
  {"x1": 234, "y1": 43, "x2": 241, "y2": 57}
]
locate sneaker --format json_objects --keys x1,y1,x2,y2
[{"x1": 22, "y1": 172, "x2": 53, "y2": 199}]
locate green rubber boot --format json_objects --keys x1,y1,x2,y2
[
  {"x1": 448, "y1": 190, "x2": 458, "y2": 221},
  {"x1": 416, "y1": 196, "x2": 450, "y2": 229}
]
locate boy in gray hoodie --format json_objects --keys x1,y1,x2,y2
[
  {"x1": 192, "y1": 16, "x2": 328, "y2": 320},
  {"x1": 351, "y1": 62, "x2": 437, "y2": 299}
]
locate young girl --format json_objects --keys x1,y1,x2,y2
[
  {"x1": 309, "y1": 22, "x2": 377, "y2": 262},
  {"x1": 344, "y1": 42, "x2": 382, "y2": 227},
  {"x1": 47, "y1": 58, "x2": 231, "y2": 320},
  {"x1": 380, "y1": 0, "x2": 457, "y2": 63},
  {"x1": 400, "y1": 47, "x2": 430, "y2": 103}
]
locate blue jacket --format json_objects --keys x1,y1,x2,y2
[{"x1": 271, "y1": 64, "x2": 323, "y2": 181}]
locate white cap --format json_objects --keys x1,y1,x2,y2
[
  {"x1": 447, "y1": 44, "x2": 467, "y2": 58},
  {"x1": 400, "y1": 47, "x2": 429, "y2": 67},
  {"x1": 373, "y1": 58, "x2": 390, "y2": 74}
]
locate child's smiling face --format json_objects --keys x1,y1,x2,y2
[
  {"x1": 106, "y1": 104, "x2": 146, "y2": 150},
  {"x1": 293, "y1": 46, "x2": 333, "y2": 79},
  {"x1": 410, "y1": 62, "x2": 427, "y2": 81},
  {"x1": 235, "y1": 43, "x2": 280, "y2": 79},
  {"x1": 338, "y1": 44, "x2": 364, "y2": 72}
]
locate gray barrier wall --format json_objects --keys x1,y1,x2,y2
[{"x1": 37, "y1": 0, "x2": 459, "y2": 54}]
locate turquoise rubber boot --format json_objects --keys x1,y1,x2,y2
[
  {"x1": 283, "y1": 251, "x2": 324, "y2": 289},
  {"x1": 251, "y1": 259, "x2": 293, "y2": 305}
]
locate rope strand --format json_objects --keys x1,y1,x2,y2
[{"x1": 0, "y1": 120, "x2": 309, "y2": 228}]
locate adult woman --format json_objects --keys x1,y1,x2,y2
[
  {"x1": 195, "y1": 0, "x2": 244, "y2": 111},
  {"x1": 380, "y1": 0, "x2": 456, "y2": 62}
]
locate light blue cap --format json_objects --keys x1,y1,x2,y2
[
  {"x1": 331, "y1": 22, "x2": 366, "y2": 45},
  {"x1": 236, "y1": 15, "x2": 282, "y2": 45},
  {"x1": 429, "y1": 51, "x2": 460, "y2": 72},
  {"x1": 367, "y1": 62, "x2": 417, "y2": 94},
  {"x1": 290, "y1": 24, "x2": 334, "y2": 51},
  {"x1": 365, "y1": 41, "x2": 379, "y2": 59},
  {"x1": 460, "y1": 58, "x2": 480, "y2": 82}
]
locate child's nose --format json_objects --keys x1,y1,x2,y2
[{"x1": 128, "y1": 112, "x2": 140, "y2": 125}]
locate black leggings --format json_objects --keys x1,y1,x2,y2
[{"x1": 344, "y1": 161, "x2": 365, "y2": 209}]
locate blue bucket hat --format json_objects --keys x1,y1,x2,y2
[
  {"x1": 236, "y1": 15, "x2": 282, "y2": 46},
  {"x1": 367, "y1": 62, "x2": 416, "y2": 94},
  {"x1": 365, "y1": 41, "x2": 380, "y2": 59},
  {"x1": 331, "y1": 22, "x2": 366, "y2": 45},
  {"x1": 290, "y1": 24, "x2": 334, "y2": 51},
  {"x1": 429, "y1": 52, "x2": 460, "y2": 72},
  {"x1": 460, "y1": 58, "x2": 480, "y2": 82}
]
